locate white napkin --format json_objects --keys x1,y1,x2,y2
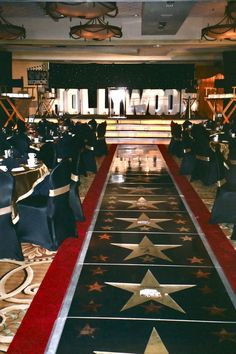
[{"x1": 11, "y1": 167, "x2": 25, "y2": 172}]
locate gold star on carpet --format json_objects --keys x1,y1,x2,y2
[
  {"x1": 213, "y1": 328, "x2": 236, "y2": 343},
  {"x1": 177, "y1": 227, "x2": 190, "y2": 232},
  {"x1": 104, "y1": 218, "x2": 113, "y2": 223},
  {"x1": 108, "y1": 196, "x2": 117, "y2": 200},
  {"x1": 180, "y1": 235, "x2": 193, "y2": 241},
  {"x1": 106, "y1": 270, "x2": 196, "y2": 313},
  {"x1": 204, "y1": 305, "x2": 226, "y2": 316},
  {"x1": 87, "y1": 281, "x2": 106, "y2": 292},
  {"x1": 199, "y1": 285, "x2": 213, "y2": 295},
  {"x1": 91, "y1": 267, "x2": 107, "y2": 275},
  {"x1": 142, "y1": 302, "x2": 163, "y2": 313},
  {"x1": 171, "y1": 206, "x2": 179, "y2": 211},
  {"x1": 108, "y1": 200, "x2": 116, "y2": 205},
  {"x1": 119, "y1": 197, "x2": 165, "y2": 210},
  {"x1": 82, "y1": 300, "x2": 102, "y2": 312},
  {"x1": 121, "y1": 186, "x2": 159, "y2": 194},
  {"x1": 194, "y1": 270, "x2": 211, "y2": 279},
  {"x1": 93, "y1": 327, "x2": 169, "y2": 353},
  {"x1": 169, "y1": 201, "x2": 178, "y2": 206},
  {"x1": 175, "y1": 219, "x2": 187, "y2": 224},
  {"x1": 111, "y1": 236, "x2": 181, "y2": 262},
  {"x1": 92, "y1": 255, "x2": 109, "y2": 262},
  {"x1": 188, "y1": 256, "x2": 204, "y2": 264},
  {"x1": 144, "y1": 327, "x2": 169, "y2": 354},
  {"x1": 79, "y1": 324, "x2": 96, "y2": 337},
  {"x1": 99, "y1": 234, "x2": 111, "y2": 240},
  {"x1": 141, "y1": 255, "x2": 156, "y2": 263},
  {"x1": 116, "y1": 213, "x2": 172, "y2": 231},
  {"x1": 102, "y1": 226, "x2": 113, "y2": 230}
]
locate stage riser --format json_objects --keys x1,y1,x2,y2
[
  {"x1": 106, "y1": 137, "x2": 169, "y2": 144},
  {"x1": 30, "y1": 117, "x2": 203, "y2": 144}
]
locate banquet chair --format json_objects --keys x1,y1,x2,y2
[
  {"x1": 95, "y1": 121, "x2": 108, "y2": 156},
  {"x1": 80, "y1": 124, "x2": 97, "y2": 174},
  {"x1": 168, "y1": 122, "x2": 183, "y2": 158},
  {"x1": 179, "y1": 129, "x2": 195, "y2": 175},
  {"x1": 17, "y1": 159, "x2": 77, "y2": 251},
  {"x1": 210, "y1": 141, "x2": 236, "y2": 238},
  {"x1": 55, "y1": 132, "x2": 74, "y2": 159},
  {"x1": 38, "y1": 142, "x2": 57, "y2": 169},
  {"x1": 70, "y1": 150, "x2": 85, "y2": 221},
  {"x1": 0, "y1": 170, "x2": 24, "y2": 260},
  {"x1": 190, "y1": 137, "x2": 225, "y2": 186}
]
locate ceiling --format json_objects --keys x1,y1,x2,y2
[{"x1": 0, "y1": 1, "x2": 236, "y2": 65}]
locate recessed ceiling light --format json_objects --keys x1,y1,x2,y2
[{"x1": 166, "y1": 1, "x2": 175, "y2": 8}]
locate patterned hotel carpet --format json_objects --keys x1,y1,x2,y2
[
  {"x1": 0, "y1": 168, "x2": 99, "y2": 354},
  {"x1": 47, "y1": 145, "x2": 236, "y2": 354}
]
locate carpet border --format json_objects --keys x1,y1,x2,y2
[
  {"x1": 7, "y1": 144, "x2": 117, "y2": 354},
  {"x1": 158, "y1": 144, "x2": 236, "y2": 293}
]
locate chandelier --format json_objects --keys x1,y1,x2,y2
[
  {"x1": 70, "y1": 17, "x2": 122, "y2": 41},
  {"x1": 201, "y1": 1, "x2": 236, "y2": 41},
  {"x1": 45, "y1": 2, "x2": 118, "y2": 20},
  {"x1": 0, "y1": 9, "x2": 25, "y2": 40}
]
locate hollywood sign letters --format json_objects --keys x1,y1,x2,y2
[{"x1": 52, "y1": 88, "x2": 197, "y2": 116}]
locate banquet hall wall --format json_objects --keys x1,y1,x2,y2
[{"x1": 6, "y1": 59, "x2": 228, "y2": 120}]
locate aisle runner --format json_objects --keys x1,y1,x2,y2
[{"x1": 49, "y1": 145, "x2": 236, "y2": 353}]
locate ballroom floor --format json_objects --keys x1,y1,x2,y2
[{"x1": 42, "y1": 144, "x2": 236, "y2": 353}]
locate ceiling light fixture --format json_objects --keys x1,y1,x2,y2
[
  {"x1": 45, "y1": 2, "x2": 118, "y2": 20},
  {"x1": 0, "y1": 8, "x2": 25, "y2": 40},
  {"x1": 201, "y1": 1, "x2": 236, "y2": 41},
  {"x1": 70, "y1": 17, "x2": 122, "y2": 41}
]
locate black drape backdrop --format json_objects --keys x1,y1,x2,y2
[{"x1": 49, "y1": 63, "x2": 194, "y2": 90}]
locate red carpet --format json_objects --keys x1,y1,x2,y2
[
  {"x1": 7, "y1": 144, "x2": 117, "y2": 354},
  {"x1": 158, "y1": 144, "x2": 236, "y2": 292}
]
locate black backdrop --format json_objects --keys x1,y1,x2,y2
[{"x1": 48, "y1": 63, "x2": 194, "y2": 89}]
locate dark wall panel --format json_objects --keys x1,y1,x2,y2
[
  {"x1": 49, "y1": 63, "x2": 194, "y2": 90},
  {"x1": 0, "y1": 51, "x2": 12, "y2": 90},
  {"x1": 223, "y1": 51, "x2": 236, "y2": 92}
]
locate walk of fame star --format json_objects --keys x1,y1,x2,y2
[
  {"x1": 93, "y1": 327, "x2": 169, "y2": 353},
  {"x1": 111, "y1": 235, "x2": 181, "y2": 262},
  {"x1": 120, "y1": 186, "x2": 159, "y2": 194},
  {"x1": 180, "y1": 235, "x2": 192, "y2": 241},
  {"x1": 118, "y1": 197, "x2": 165, "y2": 210},
  {"x1": 194, "y1": 270, "x2": 211, "y2": 278},
  {"x1": 203, "y1": 305, "x2": 226, "y2": 316},
  {"x1": 91, "y1": 266, "x2": 107, "y2": 275},
  {"x1": 213, "y1": 328, "x2": 236, "y2": 343},
  {"x1": 87, "y1": 281, "x2": 106, "y2": 292},
  {"x1": 116, "y1": 213, "x2": 172, "y2": 231},
  {"x1": 82, "y1": 300, "x2": 102, "y2": 312},
  {"x1": 79, "y1": 324, "x2": 96, "y2": 337},
  {"x1": 99, "y1": 234, "x2": 111, "y2": 240},
  {"x1": 106, "y1": 270, "x2": 196, "y2": 313},
  {"x1": 188, "y1": 256, "x2": 204, "y2": 264}
]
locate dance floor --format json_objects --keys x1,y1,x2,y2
[{"x1": 38, "y1": 144, "x2": 236, "y2": 353}]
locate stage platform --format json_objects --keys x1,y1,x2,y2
[{"x1": 30, "y1": 116, "x2": 203, "y2": 144}]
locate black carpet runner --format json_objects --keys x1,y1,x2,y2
[{"x1": 47, "y1": 145, "x2": 236, "y2": 354}]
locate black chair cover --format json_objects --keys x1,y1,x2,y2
[
  {"x1": 17, "y1": 159, "x2": 77, "y2": 251},
  {"x1": 0, "y1": 170, "x2": 23, "y2": 260},
  {"x1": 70, "y1": 149, "x2": 85, "y2": 221}
]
